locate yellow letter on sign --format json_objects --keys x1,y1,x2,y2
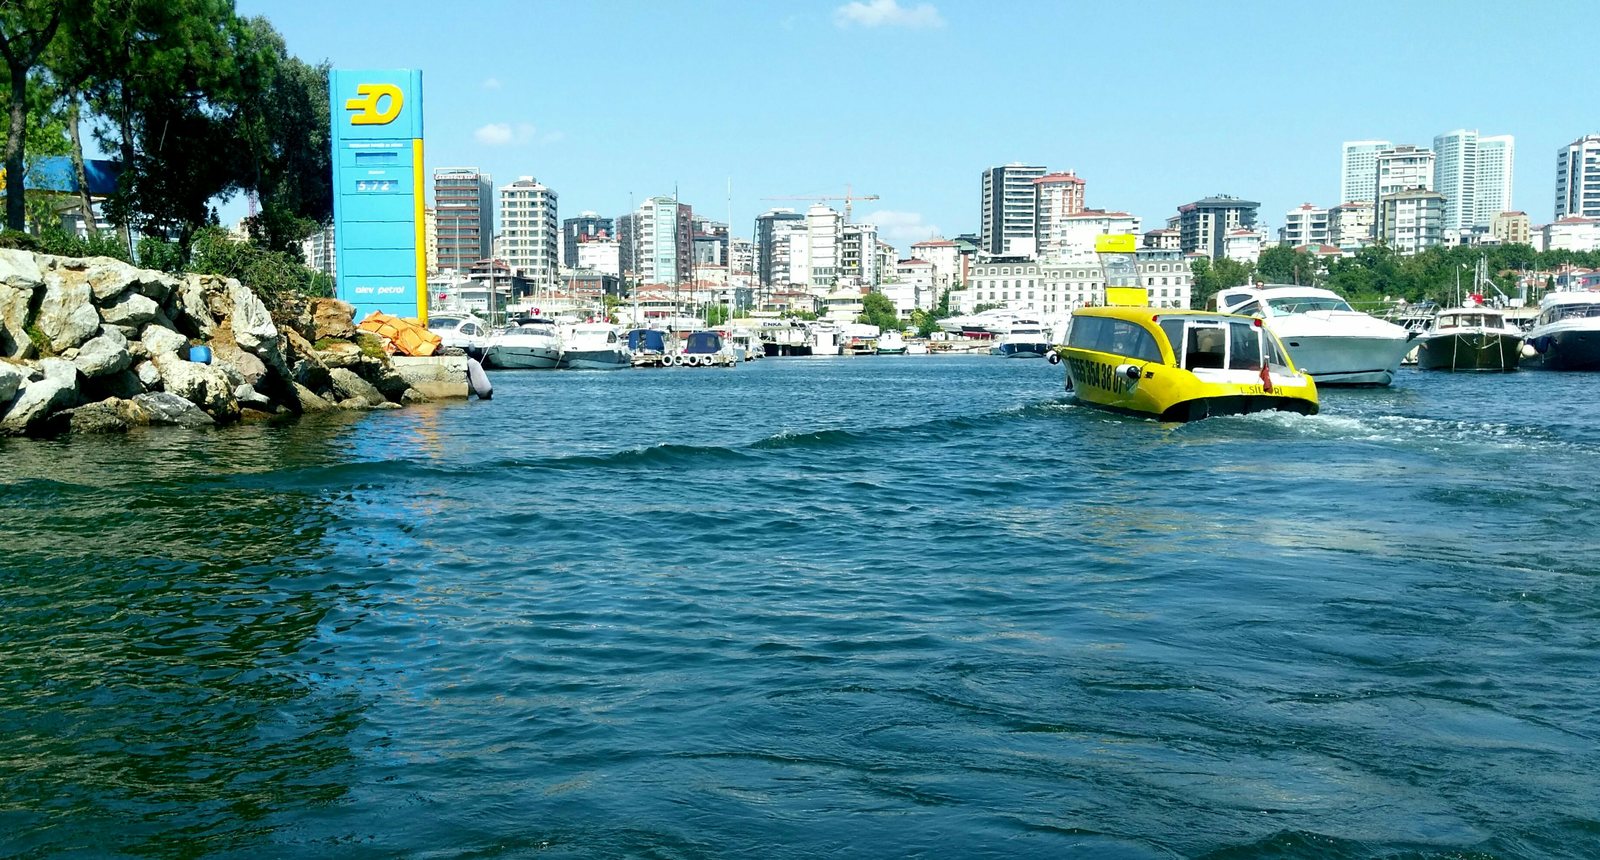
[{"x1": 345, "y1": 84, "x2": 403, "y2": 125}]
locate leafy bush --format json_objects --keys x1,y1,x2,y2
[
  {"x1": 0, "y1": 230, "x2": 42, "y2": 252},
  {"x1": 33, "y1": 226, "x2": 131, "y2": 263},
  {"x1": 186, "y1": 226, "x2": 325, "y2": 308}
]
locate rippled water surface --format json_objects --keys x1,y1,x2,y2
[{"x1": 4, "y1": 357, "x2": 1599, "y2": 858}]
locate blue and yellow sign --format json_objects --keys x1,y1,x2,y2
[{"x1": 329, "y1": 69, "x2": 426, "y2": 321}]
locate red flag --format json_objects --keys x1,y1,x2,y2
[{"x1": 1259, "y1": 361, "x2": 1273, "y2": 393}]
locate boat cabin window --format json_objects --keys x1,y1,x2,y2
[
  {"x1": 1545, "y1": 303, "x2": 1600, "y2": 323},
  {"x1": 1232, "y1": 301, "x2": 1261, "y2": 317},
  {"x1": 1068, "y1": 316, "x2": 1161, "y2": 362},
  {"x1": 1165, "y1": 319, "x2": 1287, "y2": 372},
  {"x1": 1184, "y1": 325, "x2": 1227, "y2": 370},
  {"x1": 461, "y1": 323, "x2": 482, "y2": 336},
  {"x1": 1266, "y1": 295, "x2": 1353, "y2": 314}
]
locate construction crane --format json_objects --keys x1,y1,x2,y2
[{"x1": 761, "y1": 184, "x2": 879, "y2": 223}]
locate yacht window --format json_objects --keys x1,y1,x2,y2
[
  {"x1": 1233, "y1": 301, "x2": 1261, "y2": 316},
  {"x1": 607, "y1": 331, "x2": 619, "y2": 343},
  {"x1": 1266, "y1": 295, "x2": 1353, "y2": 314},
  {"x1": 1438, "y1": 314, "x2": 1459, "y2": 328},
  {"x1": 462, "y1": 323, "x2": 481, "y2": 336}
]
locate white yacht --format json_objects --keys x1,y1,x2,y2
[
  {"x1": 1216, "y1": 285, "x2": 1416, "y2": 386},
  {"x1": 558, "y1": 323, "x2": 630, "y2": 370},
  {"x1": 484, "y1": 317, "x2": 562, "y2": 369},
  {"x1": 425, "y1": 313, "x2": 491, "y2": 359},
  {"x1": 875, "y1": 330, "x2": 907, "y2": 355},
  {"x1": 989, "y1": 317, "x2": 1051, "y2": 358},
  {"x1": 1523, "y1": 289, "x2": 1600, "y2": 371},
  {"x1": 938, "y1": 307, "x2": 1016, "y2": 336}
]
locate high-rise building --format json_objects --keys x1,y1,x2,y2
[
  {"x1": 979, "y1": 163, "x2": 1047, "y2": 255},
  {"x1": 1173, "y1": 196, "x2": 1260, "y2": 259},
  {"x1": 1379, "y1": 189, "x2": 1445, "y2": 255},
  {"x1": 799, "y1": 205, "x2": 841, "y2": 288},
  {"x1": 1282, "y1": 204, "x2": 1331, "y2": 247},
  {"x1": 691, "y1": 216, "x2": 729, "y2": 266},
  {"x1": 1555, "y1": 134, "x2": 1600, "y2": 219},
  {"x1": 434, "y1": 167, "x2": 493, "y2": 273},
  {"x1": 1433, "y1": 130, "x2": 1516, "y2": 232},
  {"x1": 1033, "y1": 171, "x2": 1086, "y2": 259},
  {"x1": 562, "y1": 212, "x2": 614, "y2": 268},
  {"x1": 1376, "y1": 145, "x2": 1434, "y2": 199},
  {"x1": 838, "y1": 223, "x2": 879, "y2": 286},
  {"x1": 1475, "y1": 135, "x2": 1514, "y2": 226},
  {"x1": 754, "y1": 208, "x2": 806, "y2": 287},
  {"x1": 1341, "y1": 140, "x2": 1392, "y2": 203},
  {"x1": 634, "y1": 196, "x2": 692, "y2": 285},
  {"x1": 301, "y1": 223, "x2": 336, "y2": 277},
  {"x1": 729, "y1": 238, "x2": 754, "y2": 277},
  {"x1": 497, "y1": 176, "x2": 558, "y2": 285}
]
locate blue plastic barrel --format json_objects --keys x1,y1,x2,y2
[{"x1": 189, "y1": 345, "x2": 212, "y2": 364}]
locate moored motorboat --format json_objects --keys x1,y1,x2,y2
[
  {"x1": 1523, "y1": 290, "x2": 1600, "y2": 371},
  {"x1": 626, "y1": 328, "x2": 673, "y2": 367},
  {"x1": 558, "y1": 323, "x2": 630, "y2": 370},
  {"x1": 1057, "y1": 305, "x2": 1318, "y2": 421},
  {"x1": 1416, "y1": 306, "x2": 1523, "y2": 371},
  {"x1": 1217, "y1": 285, "x2": 1416, "y2": 386},
  {"x1": 990, "y1": 317, "x2": 1051, "y2": 358},
  {"x1": 876, "y1": 330, "x2": 908, "y2": 355},
  {"x1": 484, "y1": 317, "x2": 562, "y2": 369},
  {"x1": 669, "y1": 330, "x2": 736, "y2": 367}
]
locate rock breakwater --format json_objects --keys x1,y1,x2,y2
[{"x1": 0, "y1": 249, "x2": 461, "y2": 437}]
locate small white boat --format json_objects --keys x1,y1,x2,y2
[
  {"x1": 1217, "y1": 285, "x2": 1416, "y2": 386},
  {"x1": 485, "y1": 317, "x2": 562, "y2": 369},
  {"x1": 559, "y1": 323, "x2": 630, "y2": 370},
  {"x1": 1415, "y1": 305, "x2": 1523, "y2": 371},
  {"x1": 425, "y1": 313, "x2": 491, "y2": 359},
  {"x1": 876, "y1": 331, "x2": 908, "y2": 355},
  {"x1": 1524, "y1": 289, "x2": 1600, "y2": 371}
]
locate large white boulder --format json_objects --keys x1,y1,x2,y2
[
  {"x1": 36, "y1": 271, "x2": 101, "y2": 353},
  {"x1": 140, "y1": 324, "x2": 188, "y2": 357},
  {"x1": 0, "y1": 250, "x2": 43, "y2": 359},
  {"x1": 99, "y1": 291, "x2": 161, "y2": 327},
  {"x1": 133, "y1": 391, "x2": 214, "y2": 428},
  {"x1": 0, "y1": 359, "x2": 25, "y2": 402},
  {"x1": 0, "y1": 358, "x2": 80, "y2": 435},
  {"x1": 73, "y1": 333, "x2": 132, "y2": 377},
  {"x1": 152, "y1": 352, "x2": 238, "y2": 419}
]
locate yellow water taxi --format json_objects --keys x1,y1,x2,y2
[{"x1": 1053, "y1": 235, "x2": 1318, "y2": 421}]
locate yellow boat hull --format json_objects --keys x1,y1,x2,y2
[{"x1": 1058, "y1": 346, "x2": 1319, "y2": 422}]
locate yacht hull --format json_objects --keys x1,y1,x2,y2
[
  {"x1": 485, "y1": 346, "x2": 560, "y2": 369},
  {"x1": 1417, "y1": 332, "x2": 1522, "y2": 371},
  {"x1": 1276, "y1": 334, "x2": 1414, "y2": 386},
  {"x1": 1525, "y1": 327, "x2": 1600, "y2": 371},
  {"x1": 559, "y1": 349, "x2": 630, "y2": 370},
  {"x1": 994, "y1": 341, "x2": 1050, "y2": 358}
]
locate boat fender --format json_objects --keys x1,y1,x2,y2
[
  {"x1": 667, "y1": 353, "x2": 680, "y2": 367},
  {"x1": 1521, "y1": 343, "x2": 1538, "y2": 359},
  {"x1": 1047, "y1": 351, "x2": 1061, "y2": 365},
  {"x1": 1115, "y1": 363, "x2": 1142, "y2": 382},
  {"x1": 466, "y1": 357, "x2": 493, "y2": 400}
]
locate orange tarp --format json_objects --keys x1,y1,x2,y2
[{"x1": 357, "y1": 312, "x2": 442, "y2": 357}]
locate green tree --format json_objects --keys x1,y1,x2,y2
[
  {"x1": 1189, "y1": 257, "x2": 1252, "y2": 309},
  {"x1": 705, "y1": 303, "x2": 729, "y2": 326},
  {"x1": 857, "y1": 290, "x2": 900, "y2": 332},
  {"x1": 1256, "y1": 244, "x2": 1322, "y2": 285},
  {"x1": 0, "y1": 1, "x2": 64, "y2": 230}
]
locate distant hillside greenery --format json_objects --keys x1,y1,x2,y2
[
  {"x1": 1, "y1": 1, "x2": 331, "y2": 265},
  {"x1": 1190, "y1": 243, "x2": 1600, "y2": 310}
]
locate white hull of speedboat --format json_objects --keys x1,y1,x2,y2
[
  {"x1": 486, "y1": 345, "x2": 560, "y2": 369},
  {"x1": 1276, "y1": 334, "x2": 1414, "y2": 385}
]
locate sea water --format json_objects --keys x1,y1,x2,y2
[{"x1": 3, "y1": 357, "x2": 1597, "y2": 858}]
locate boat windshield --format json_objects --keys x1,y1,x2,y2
[
  {"x1": 1546, "y1": 303, "x2": 1600, "y2": 323},
  {"x1": 1439, "y1": 313, "x2": 1502, "y2": 329},
  {"x1": 1266, "y1": 295, "x2": 1353, "y2": 314},
  {"x1": 427, "y1": 318, "x2": 461, "y2": 331}
]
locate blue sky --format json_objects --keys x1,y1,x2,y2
[{"x1": 240, "y1": 0, "x2": 1598, "y2": 248}]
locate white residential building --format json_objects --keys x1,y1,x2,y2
[
  {"x1": 1341, "y1": 140, "x2": 1392, "y2": 203},
  {"x1": 788, "y1": 204, "x2": 842, "y2": 290},
  {"x1": 839, "y1": 223, "x2": 880, "y2": 286},
  {"x1": 962, "y1": 249, "x2": 1193, "y2": 317},
  {"x1": 1043, "y1": 210, "x2": 1141, "y2": 261},
  {"x1": 498, "y1": 176, "x2": 559, "y2": 285},
  {"x1": 1329, "y1": 202, "x2": 1375, "y2": 249},
  {"x1": 1556, "y1": 134, "x2": 1600, "y2": 219},
  {"x1": 1376, "y1": 145, "x2": 1435, "y2": 200},
  {"x1": 301, "y1": 223, "x2": 336, "y2": 277},
  {"x1": 884, "y1": 259, "x2": 936, "y2": 318},
  {"x1": 910, "y1": 239, "x2": 962, "y2": 292},
  {"x1": 1541, "y1": 217, "x2": 1600, "y2": 252},
  {"x1": 1223, "y1": 229, "x2": 1265, "y2": 264},
  {"x1": 576, "y1": 239, "x2": 620, "y2": 278},
  {"x1": 1433, "y1": 130, "x2": 1516, "y2": 232},
  {"x1": 979, "y1": 163, "x2": 1046, "y2": 255},
  {"x1": 1380, "y1": 189, "x2": 1445, "y2": 255},
  {"x1": 1281, "y1": 204, "x2": 1330, "y2": 247},
  {"x1": 1032, "y1": 171, "x2": 1087, "y2": 259},
  {"x1": 635, "y1": 196, "x2": 691, "y2": 286}
]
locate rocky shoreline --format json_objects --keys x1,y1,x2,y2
[{"x1": 0, "y1": 249, "x2": 463, "y2": 438}]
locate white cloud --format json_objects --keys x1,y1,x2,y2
[
  {"x1": 482, "y1": 77, "x2": 502, "y2": 90},
  {"x1": 833, "y1": 0, "x2": 944, "y2": 29},
  {"x1": 862, "y1": 210, "x2": 942, "y2": 248},
  {"x1": 473, "y1": 122, "x2": 539, "y2": 146}
]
